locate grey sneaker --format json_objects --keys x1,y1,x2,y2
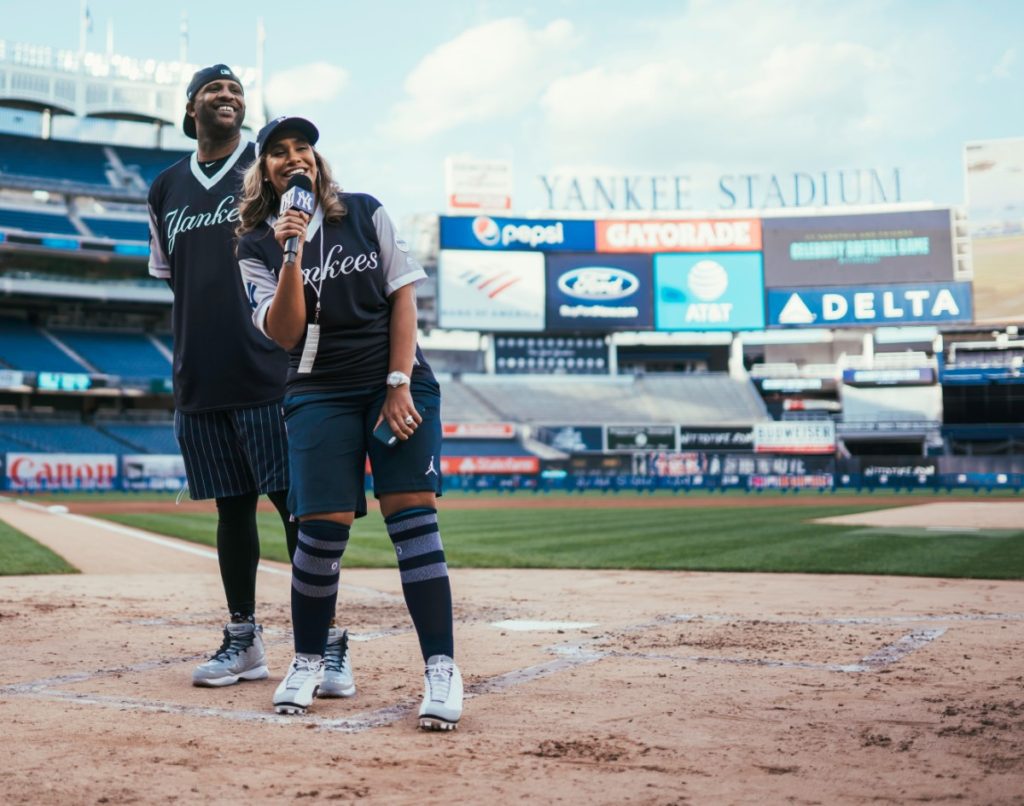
[
  {"x1": 418, "y1": 654, "x2": 463, "y2": 731},
  {"x1": 192, "y1": 622, "x2": 269, "y2": 687},
  {"x1": 320, "y1": 627, "x2": 356, "y2": 698},
  {"x1": 273, "y1": 655, "x2": 325, "y2": 715}
]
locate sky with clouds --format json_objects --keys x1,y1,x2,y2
[{"x1": 2, "y1": 0, "x2": 1022, "y2": 224}]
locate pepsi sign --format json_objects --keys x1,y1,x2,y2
[
  {"x1": 440, "y1": 215, "x2": 596, "y2": 252},
  {"x1": 546, "y1": 253, "x2": 653, "y2": 331}
]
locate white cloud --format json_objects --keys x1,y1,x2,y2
[
  {"x1": 265, "y1": 62, "x2": 350, "y2": 110},
  {"x1": 384, "y1": 17, "x2": 575, "y2": 141},
  {"x1": 989, "y1": 48, "x2": 1016, "y2": 80}
]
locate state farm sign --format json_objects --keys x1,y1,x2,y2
[
  {"x1": 440, "y1": 456, "x2": 540, "y2": 475},
  {"x1": 6, "y1": 452, "x2": 118, "y2": 490},
  {"x1": 596, "y1": 218, "x2": 761, "y2": 253}
]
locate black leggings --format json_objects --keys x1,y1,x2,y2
[{"x1": 214, "y1": 490, "x2": 298, "y2": 619}]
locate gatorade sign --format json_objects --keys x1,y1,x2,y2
[{"x1": 596, "y1": 218, "x2": 761, "y2": 253}]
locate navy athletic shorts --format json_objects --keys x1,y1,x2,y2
[
  {"x1": 282, "y1": 379, "x2": 443, "y2": 519},
  {"x1": 175, "y1": 401, "x2": 289, "y2": 500}
]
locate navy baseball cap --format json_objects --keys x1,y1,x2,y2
[
  {"x1": 182, "y1": 63, "x2": 243, "y2": 139},
  {"x1": 256, "y1": 116, "x2": 319, "y2": 157}
]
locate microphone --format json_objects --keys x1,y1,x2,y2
[{"x1": 278, "y1": 174, "x2": 315, "y2": 265}]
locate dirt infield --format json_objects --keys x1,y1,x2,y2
[{"x1": 0, "y1": 498, "x2": 1022, "y2": 804}]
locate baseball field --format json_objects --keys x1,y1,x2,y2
[{"x1": 1, "y1": 490, "x2": 1022, "y2": 803}]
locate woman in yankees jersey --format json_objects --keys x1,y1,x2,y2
[
  {"x1": 147, "y1": 66, "x2": 352, "y2": 697},
  {"x1": 236, "y1": 116, "x2": 462, "y2": 730}
]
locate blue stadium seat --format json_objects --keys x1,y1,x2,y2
[
  {"x1": 50, "y1": 330, "x2": 171, "y2": 380},
  {"x1": 98, "y1": 423, "x2": 178, "y2": 454},
  {"x1": 0, "y1": 132, "x2": 111, "y2": 186},
  {"x1": 0, "y1": 316, "x2": 90, "y2": 373},
  {"x1": 80, "y1": 217, "x2": 149, "y2": 241},
  {"x1": 114, "y1": 143, "x2": 188, "y2": 185},
  {"x1": 0, "y1": 422, "x2": 130, "y2": 453},
  {"x1": 0, "y1": 207, "x2": 78, "y2": 235}
]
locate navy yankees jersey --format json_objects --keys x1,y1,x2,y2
[
  {"x1": 148, "y1": 140, "x2": 289, "y2": 412},
  {"x1": 237, "y1": 192, "x2": 432, "y2": 394}
]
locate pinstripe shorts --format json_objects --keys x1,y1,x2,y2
[{"x1": 174, "y1": 401, "x2": 289, "y2": 500}]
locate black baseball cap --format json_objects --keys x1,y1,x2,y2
[
  {"x1": 255, "y1": 116, "x2": 320, "y2": 157},
  {"x1": 182, "y1": 63, "x2": 243, "y2": 139}
]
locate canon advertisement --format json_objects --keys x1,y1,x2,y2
[
  {"x1": 762, "y1": 209, "x2": 955, "y2": 288},
  {"x1": 5, "y1": 452, "x2": 118, "y2": 491},
  {"x1": 438, "y1": 250, "x2": 545, "y2": 332},
  {"x1": 654, "y1": 252, "x2": 765, "y2": 331},
  {"x1": 545, "y1": 253, "x2": 653, "y2": 331},
  {"x1": 439, "y1": 215, "x2": 595, "y2": 252}
]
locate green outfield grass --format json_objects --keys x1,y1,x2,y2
[
  {"x1": 99, "y1": 502, "x2": 1024, "y2": 580},
  {"x1": 0, "y1": 520, "x2": 78, "y2": 576}
]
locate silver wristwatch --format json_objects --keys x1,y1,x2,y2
[{"x1": 386, "y1": 370, "x2": 411, "y2": 388}]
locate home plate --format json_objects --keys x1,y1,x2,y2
[{"x1": 491, "y1": 620, "x2": 598, "y2": 631}]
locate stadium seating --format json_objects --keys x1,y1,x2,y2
[
  {"x1": 443, "y1": 439, "x2": 535, "y2": 457},
  {"x1": 0, "y1": 316, "x2": 89, "y2": 373},
  {"x1": 454, "y1": 374, "x2": 767, "y2": 425},
  {"x1": 0, "y1": 132, "x2": 111, "y2": 187},
  {"x1": 0, "y1": 206, "x2": 78, "y2": 235},
  {"x1": 98, "y1": 423, "x2": 178, "y2": 454},
  {"x1": 79, "y1": 216, "x2": 148, "y2": 241},
  {"x1": 49, "y1": 330, "x2": 171, "y2": 380},
  {"x1": 0, "y1": 422, "x2": 132, "y2": 453},
  {"x1": 115, "y1": 142, "x2": 188, "y2": 185}
]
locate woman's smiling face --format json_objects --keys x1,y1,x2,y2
[{"x1": 263, "y1": 131, "x2": 318, "y2": 198}]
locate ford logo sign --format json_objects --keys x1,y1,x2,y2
[{"x1": 557, "y1": 267, "x2": 639, "y2": 301}]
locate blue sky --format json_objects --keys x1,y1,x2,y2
[{"x1": 3, "y1": 0, "x2": 1023, "y2": 224}]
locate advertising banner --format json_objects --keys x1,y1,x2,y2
[
  {"x1": 545, "y1": 253, "x2": 653, "y2": 331},
  {"x1": 654, "y1": 253, "x2": 765, "y2": 331},
  {"x1": 439, "y1": 215, "x2": 595, "y2": 252},
  {"x1": 762, "y1": 209, "x2": 955, "y2": 288},
  {"x1": 5, "y1": 452, "x2": 118, "y2": 491},
  {"x1": 444, "y1": 157, "x2": 512, "y2": 212},
  {"x1": 964, "y1": 138, "x2": 1024, "y2": 324},
  {"x1": 494, "y1": 335, "x2": 609, "y2": 374},
  {"x1": 442, "y1": 423, "x2": 516, "y2": 439},
  {"x1": 753, "y1": 421, "x2": 836, "y2": 454},
  {"x1": 122, "y1": 454, "x2": 186, "y2": 491},
  {"x1": 606, "y1": 425, "x2": 677, "y2": 451},
  {"x1": 595, "y1": 218, "x2": 762, "y2": 253},
  {"x1": 767, "y1": 282, "x2": 972, "y2": 328},
  {"x1": 535, "y1": 425, "x2": 605, "y2": 453},
  {"x1": 438, "y1": 250, "x2": 545, "y2": 332},
  {"x1": 678, "y1": 427, "x2": 754, "y2": 451},
  {"x1": 439, "y1": 456, "x2": 540, "y2": 474}
]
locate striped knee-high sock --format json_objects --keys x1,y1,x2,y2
[
  {"x1": 290, "y1": 520, "x2": 349, "y2": 655},
  {"x1": 385, "y1": 507, "x2": 453, "y2": 661}
]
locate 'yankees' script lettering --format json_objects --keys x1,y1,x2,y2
[
  {"x1": 164, "y1": 195, "x2": 241, "y2": 254},
  {"x1": 302, "y1": 244, "x2": 380, "y2": 284}
]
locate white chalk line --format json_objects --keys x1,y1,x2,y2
[
  {"x1": 4, "y1": 498, "x2": 401, "y2": 601},
  {"x1": 664, "y1": 612, "x2": 1024, "y2": 626}
]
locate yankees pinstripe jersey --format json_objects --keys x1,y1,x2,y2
[
  {"x1": 148, "y1": 140, "x2": 289, "y2": 412},
  {"x1": 238, "y1": 192, "x2": 433, "y2": 394}
]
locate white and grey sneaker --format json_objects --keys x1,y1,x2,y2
[
  {"x1": 320, "y1": 627, "x2": 356, "y2": 698},
  {"x1": 273, "y1": 655, "x2": 325, "y2": 715},
  {"x1": 192, "y1": 622, "x2": 269, "y2": 687},
  {"x1": 418, "y1": 654, "x2": 463, "y2": 731}
]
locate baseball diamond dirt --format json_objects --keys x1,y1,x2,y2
[{"x1": 0, "y1": 495, "x2": 1022, "y2": 804}]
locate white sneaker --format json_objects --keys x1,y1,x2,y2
[
  {"x1": 273, "y1": 655, "x2": 324, "y2": 715},
  {"x1": 192, "y1": 622, "x2": 268, "y2": 687},
  {"x1": 320, "y1": 627, "x2": 356, "y2": 698},
  {"x1": 418, "y1": 654, "x2": 463, "y2": 731}
]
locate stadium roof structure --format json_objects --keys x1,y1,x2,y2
[{"x1": 0, "y1": 39, "x2": 263, "y2": 132}]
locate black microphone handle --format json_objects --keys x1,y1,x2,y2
[{"x1": 284, "y1": 235, "x2": 300, "y2": 264}]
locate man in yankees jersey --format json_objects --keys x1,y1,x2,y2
[{"x1": 148, "y1": 65, "x2": 353, "y2": 695}]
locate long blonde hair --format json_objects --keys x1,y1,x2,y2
[{"x1": 236, "y1": 146, "x2": 347, "y2": 239}]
